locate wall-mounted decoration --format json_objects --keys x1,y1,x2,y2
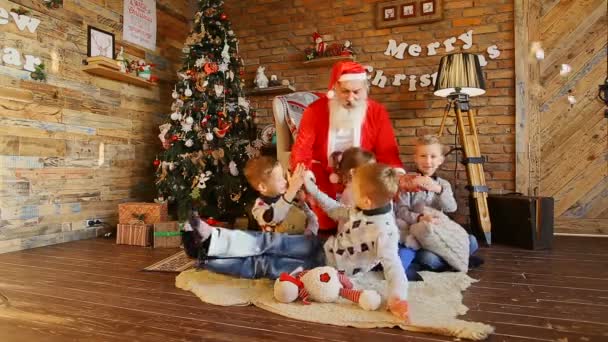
[
  {"x1": 421, "y1": 0, "x2": 436, "y2": 15},
  {"x1": 123, "y1": 0, "x2": 157, "y2": 51},
  {"x1": 0, "y1": 6, "x2": 43, "y2": 72},
  {"x1": 87, "y1": 26, "x2": 115, "y2": 59},
  {"x1": 364, "y1": 29, "x2": 502, "y2": 92},
  {"x1": 304, "y1": 32, "x2": 356, "y2": 61},
  {"x1": 401, "y1": 3, "x2": 415, "y2": 18},
  {"x1": 42, "y1": 0, "x2": 63, "y2": 9},
  {"x1": 376, "y1": 0, "x2": 443, "y2": 28}
]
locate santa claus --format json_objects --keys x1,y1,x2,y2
[{"x1": 290, "y1": 61, "x2": 406, "y2": 231}]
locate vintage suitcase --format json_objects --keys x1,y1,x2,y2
[{"x1": 470, "y1": 193, "x2": 554, "y2": 249}]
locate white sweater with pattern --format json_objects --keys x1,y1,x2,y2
[{"x1": 305, "y1": 177, "x2": 408, "y2": 300}]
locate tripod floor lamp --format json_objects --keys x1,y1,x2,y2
[{"x1": 434, "y1": 53, "x2": 492, "y2": 245}]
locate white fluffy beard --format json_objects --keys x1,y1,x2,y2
[{"x1": 329, "y1": 97, "x2": 367, "y2": 130}]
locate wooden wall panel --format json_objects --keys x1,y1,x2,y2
[
  {"x1": 515, "y1": 0, "x2": 607, "y2": 235},
  {"x1": 0, "y1": 0, "x2": 192, "y2": 253}
]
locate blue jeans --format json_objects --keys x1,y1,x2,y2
[
  {"x1": 200, "y1": 229, "x2": 325, "y2": 279},
  {"x1": 415, "y1": 234, "x2": 479, "y2": 271},
  {"x1": 398, "y1": 246, "x2": 420, "y2": 280}
]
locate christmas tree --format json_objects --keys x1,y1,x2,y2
[{"x1": 155, "y1": 0, "x2": 261, "y2": 222}]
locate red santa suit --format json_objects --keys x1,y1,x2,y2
[{"x1": 290, "y1": 62, "x2": 404, "y2": 231}]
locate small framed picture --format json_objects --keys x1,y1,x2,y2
[
  {"x1": 401, "y1": 3, "x2": 416, "y2": 18},
  {"x1": 87, "y1": 26, "x2": 115, "y2": 58},
  {"x1": 382, "y1": 6, "x2": 397, "y2": 21},
  {"x1": 421, "y1": 0, "x2": 436, "y2": 15}
]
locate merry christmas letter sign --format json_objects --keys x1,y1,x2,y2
[{"x1": 123, "y1": 0, "x2": 157, "y2": 50}]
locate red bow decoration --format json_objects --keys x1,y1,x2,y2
[
  {"x1": 279, "y1": 272, "x2": 304, "y2": 289},
  {"x1": 279, "y1": 272, "x2": 311, "y2": 304}
]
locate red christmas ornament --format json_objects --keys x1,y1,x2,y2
[
  {"x1": 220, "y1": 13, "x2": 228, "y2": 20},
  {"x1": 218, "y1": 111, "x2": 225, "y2": 117},
  {"x1": 153, "y1": 159, "x2": 161, "y2": 167},
  {"x1": 204, "y1": 62, "x2": 219, "y2": 74},
  {"x1": 171, "y1": 135, "x2": 179, "y2": 142}
]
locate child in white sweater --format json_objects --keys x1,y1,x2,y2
[{"x1": 305, "y1": 163, "x2": 409, "y2": 320}]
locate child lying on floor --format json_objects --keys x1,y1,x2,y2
[
  {"x1": 395, "y1": 135, "x2": 482, "y2": 272},
  {"x1": 182, "y1": 156, "x2": 322, "y2": 278}
]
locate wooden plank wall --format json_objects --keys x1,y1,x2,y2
[
  {"x1": 515, "y1": 0, "x2": 607, "y2": 235},
  {"x1": 0, "y1": 0, "x2": 191, "y2": 253}
]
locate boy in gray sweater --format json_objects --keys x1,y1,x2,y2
[{"x1": 395, "y1": 135, "x2": 480, "y2": 271}]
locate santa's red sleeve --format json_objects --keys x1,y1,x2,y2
[
  {"x1": 289, "y1": 104, "x2": 317, "y2": 170},
  {"x1": 371, "y1": 104, "x2": 404, "y2": 170}
]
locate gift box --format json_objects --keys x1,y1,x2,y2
[
  {"x1": 118, "y1": 202, "x2": 168, "y2": 224},
  {"x1": 116, "y1": 220, "x2": 151, "y2": 246},
  {"x1": 153, "y1": 221, "x2": 182, "y2": 248}
]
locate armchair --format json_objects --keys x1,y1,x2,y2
[{"x1": 271, "y1": 92, "x2": 320, "y2": 170}]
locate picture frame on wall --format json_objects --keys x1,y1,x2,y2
[
  {"x1": 87, "y1": 26, "x2": 115, "y2": 59},
  {"x1": 382, "y1": 5, "x2": 397, "y2": 21},
  {"x1": 401, "y1": 3, "x2": 416, "y2": 18},
  {"x1": 376, "y1": 0, "x2": 443, "y2": 28},
  {"x1": 421, "y1": 0, "x2": 436, "y2": 15}
]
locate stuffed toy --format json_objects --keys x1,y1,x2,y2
[{"x1": 273, "y1": 266, "x2": 381, "y2": 311}]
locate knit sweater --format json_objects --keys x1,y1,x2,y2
[
  {"x1": 305, "y1": 176, "x2": 408, "y2": 301},
  {"x1": 394, "y1": 174, "x2": 457, "y2": 241},
  {"x1": 251, "y1": 195, "x2": 319, "y2": 235}
]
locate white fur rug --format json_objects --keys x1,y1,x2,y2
[{"x1": 176, "y1": 269, "x2": 494, "y2": 340}]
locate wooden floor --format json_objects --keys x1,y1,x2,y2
[{"x1": 0, "y1": 237, "x2": 606, "y2": 342}]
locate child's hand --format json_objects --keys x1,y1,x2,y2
[
  {"x1": 418, "y1": 177, "x2": 442, "y2": 193},
  {"x1": 399, "y1": 174, "x2": 421, "y2": 192},
  {"x1": 286, "y1": 164, "x2": 306, "y2": 200},
  {"x1": 387, "y1": 297, "x2": 410, "y2": 321},
  {"x1": 419, "y1": 215, "x2": 439, "y2": 225}
]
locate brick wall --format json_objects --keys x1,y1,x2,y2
[{"x1": 225, "y1": 0, "x2": 515, "y2": 225}]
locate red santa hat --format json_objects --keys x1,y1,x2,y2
[{"x1": 327, "y1": 61, "x2": 368, "y2": 99}]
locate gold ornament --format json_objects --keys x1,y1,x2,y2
[
  {"x1": 211, "y1": 148, "x2": 225, "y2": 160},
  {"x1": 230, "y1": 192, "x2": 242, "y2": 202},
  {"x1": 196, "y1": 72, "x2": 207, "y2": 91}
]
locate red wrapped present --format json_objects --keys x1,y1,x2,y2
[
  {"x1": 118, "y1": 202, "x2": 168, "y2": 224},
  {"x1": 116, "y1": 220, "x2": 151, "y2": 246}
]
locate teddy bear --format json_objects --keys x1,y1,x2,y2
[{"x1": 273, "y1": 266, "x2": 381, "y2": 311}]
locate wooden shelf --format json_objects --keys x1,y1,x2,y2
[
  {"x1": 82, "y1": 64, "x2": 156, "y2": 88},
  {"x1": 302, "y1": 55, "x2": 355, "y2": 67},
  {"x1": 245, "y1": 85, "x2": 295, "y2": 96}
]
